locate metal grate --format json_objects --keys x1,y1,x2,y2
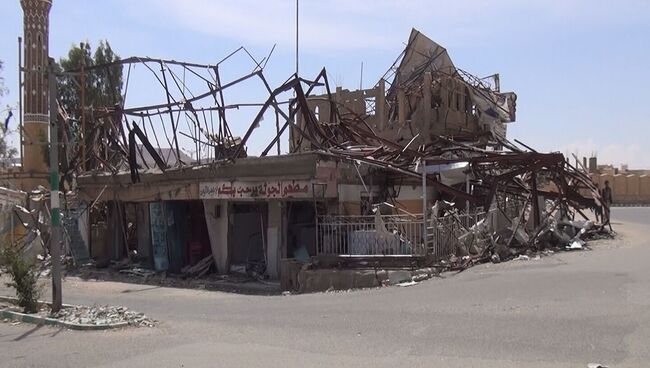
[{"x1": 317, "y1": 210, "x2": 489, "y2": 258}]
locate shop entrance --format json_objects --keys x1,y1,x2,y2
[
  {"x1": 286, "y1": 201, "x2": 316, "y2": 260},
  {"x1": 228, "y1": 202, "x2": 268, "y2": 275}
]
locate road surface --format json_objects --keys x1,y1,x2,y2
[{"x1": 1, "y1": 208, "x2": 649, "y2": 367}]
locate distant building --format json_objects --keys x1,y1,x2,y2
[{"x1": 587, "y1": 156, "x2": 650, "y2": 204}]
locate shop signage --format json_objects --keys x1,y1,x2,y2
[{"x1": 199, "y1": 180, "x2": 313, "y2": 199}]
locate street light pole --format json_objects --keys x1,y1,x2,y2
[
  {"x1": 295, "y1": 0, "x2": 299, "y2": 76},
  {"x1": 48, "y1": 57, "x2": 62, "y2": 312}
]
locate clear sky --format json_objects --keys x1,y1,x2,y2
[{"x1": 1, "y1": 0, "x2": 649, "y2": 168}]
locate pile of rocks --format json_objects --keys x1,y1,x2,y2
[{"x1": 51, "y1": 305, "x2": 157, "y2": 327}]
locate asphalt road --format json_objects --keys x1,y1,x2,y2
[
  {"x1": 611, "y1": 206, "x2": 650, "y2": 226},
  {"x1": 1, "y1": 208, "x2": 649, "y2": 367}
]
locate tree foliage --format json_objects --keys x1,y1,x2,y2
[
  {"x1": 56, "y1": 41, "x2": 123, "y2": 177},
  {"x1": 1, "y1": 246, "x2": 41, "y2": 313},
  {"x1": 57, "y1": 40, "x2": 123, "y2": 119}
]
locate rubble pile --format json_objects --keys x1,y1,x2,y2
[
  {"x1": 434, "y1": 201, "x2": 614, "y2": 272},
  {"x1": 51, "y1": 304, "x2": 157, "y2": 327}
]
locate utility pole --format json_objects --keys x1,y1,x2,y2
[
  {"x1": 80, "y1": 44, "x2": 86, "y2": 171},
  {"x1": 295, "y1": 0, "x2": 299, "y2": 76},
  {"x1": 48, "y1": 57, "x2": 62, "y2": 312}
]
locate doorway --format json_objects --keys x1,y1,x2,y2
[{"x1": 228, "y1": 202, "x2": 268, "y2": 275}]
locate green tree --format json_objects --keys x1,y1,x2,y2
[
  {"x1": 56, "y1": 41, "x2": 123, "y2": 176},
  {"x1": 1, "y1": 246, "x2": 41, "y2": 314},
  {"x1": 57, "y1": 40, "x2": 123, "y2": 119}
]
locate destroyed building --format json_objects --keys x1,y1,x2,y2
[
  {"x1": 293, "y1": 30, "x2": 516, "y2": 154},
  {"x1": 9, "y1": 27, "x2": 605, "y2": 292}
]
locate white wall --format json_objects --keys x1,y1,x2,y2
[
  {"x1": 78, "y1": 205, "x2": 90, "y2": 254},
  {"x1": 203, "y1": 199, "x2": 229, "y2": 274},
  {"x1": 266, "y1": 200, "x2": 282, "y2": 279}
]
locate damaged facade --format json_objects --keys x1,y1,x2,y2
[{"x1": 10, "y1": 27, "x2": 608, "y2": 292}]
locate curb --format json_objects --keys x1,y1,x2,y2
[
  {"x1": 0, "y1": 296, "x2": 129, "y2": 331},
  {"x1": 0, "y1": 295, "x2": 75, "y2": 309},
  {"x1": 1, "y1": 309, "x2": 129, "y2": 330}
]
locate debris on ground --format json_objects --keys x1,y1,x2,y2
[
  {"x1": 119, "y1": 267, "x2": 156, "y2": 278},
  {"x1": 181, "y1": 256, "x2": 214, "y2": 278},
  {"x1": 50, "y1": 305, "x2": 157, "y2": 327},
  {"x1": 0, "y1": 298, "x2": 157, "y2": 328},
  {"x1": 396, "y1": 281, "x2": 419, "y2": 287}
]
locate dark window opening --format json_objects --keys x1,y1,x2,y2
[
  {"x1": 286, "y1": 202, "x2": 316, "y2": 260},
  {"x1": 365, "y1": 97, "x2": 376, "y2": 116}
]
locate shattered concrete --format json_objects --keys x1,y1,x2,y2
[{"x1": 50, "y1": 304, "x2": 157, "y2": 328}]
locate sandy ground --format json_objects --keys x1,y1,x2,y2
[{"x1": 0, "y1": 208, "x2": 649, "y2": 368}]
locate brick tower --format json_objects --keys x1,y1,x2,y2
[{"x1": 20, "y1": 0, "x2": 52, "y2": 190}]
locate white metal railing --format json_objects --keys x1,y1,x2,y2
[
  {"x1": 317, "y1": 214, "x2": 424, "y2": 256},
  {"x1": 317, "y1": 210, "x2": 488, "y2": 258}
]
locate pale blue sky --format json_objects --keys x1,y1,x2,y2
[{"x1": 1, "y1": 0, "x2": 649, "y2": 167}]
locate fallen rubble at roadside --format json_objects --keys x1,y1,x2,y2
[
  {"x1": 51, "y1": 304, "x2": 156, "y2": 328},
  {"x1": 0, "y1": 296, "x2": 157, "y2": 329},
  {"x1": 431, "y1": 202, "x2": 615, "y2": 272}
]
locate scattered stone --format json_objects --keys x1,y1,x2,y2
[
  {"x1": 567, "y1": 239, "x2": 585, "y2": 250},
  {"x1": 396, "y1": 281, "x2": 418, "y2": 287},
  {"x1": 411, "y1": 273, "x2": 430, "y2": 282},
  {"x1": 387, "y1": 270, "x2": 412, "y2": 285},
  {"x1": 50, "y1": 304, "x2": 157, "y2": 327}
]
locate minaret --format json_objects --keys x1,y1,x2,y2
[{"x1": 20, "y1": 0, "x2": 52, "y2": 190}]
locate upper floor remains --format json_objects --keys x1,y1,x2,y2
[{"x1": 292, "y1": 29, "x2": 517, "y2": 152}]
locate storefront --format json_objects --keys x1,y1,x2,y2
[
  {"x1": 199, "y1": 179, "x2": 335, "y2": 278},
  {"x1": 79, "y1": 153, "x2": 342, "y2": 279}
]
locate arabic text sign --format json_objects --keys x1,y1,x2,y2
[{"x1": 199, "y1": 180, "x2": 312, "y2": 199}]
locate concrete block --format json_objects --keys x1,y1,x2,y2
[
  {"x1": 298, "y1": 269, "x2": 385, "y2": 293},
  {"x1": 387, "y1": 270, "x2": 412, "y2": 285}
]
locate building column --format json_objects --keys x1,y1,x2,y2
[
  {"x1": 203, "y1": 199, "x2": 229, "y2": 274},
  {"x1": 397, "y1": 88, "x2": 406, "y2": 126},
  {"x1": 377, "y1": 79, "x2": 386, "y2": 130},
  {"x1": 266, "y1": 200, "x2": 282, "y2": 279},
  {"x1": 422, "y1": 72, "x2": 432, "y2": 144}
]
